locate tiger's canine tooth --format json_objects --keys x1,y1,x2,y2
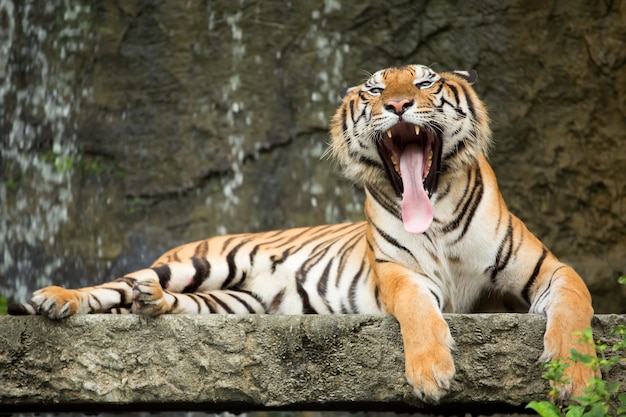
[
  {"x1": 386, "y1": 129, "x2": 392, "y2": 138},
  {"x1": 414, "y1": 125, "x2": 420, "y2": 135}
]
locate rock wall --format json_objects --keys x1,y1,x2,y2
[
  {"x1": 1, "y1": 1, "x2": 625, "y2": 311},
  {"x1": 1, "y1": 314, "x2": 625, "y2": 413}
]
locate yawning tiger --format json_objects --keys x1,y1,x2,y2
[{"x1": 9, "y1": 64, "x2": 596, "y2": 403}]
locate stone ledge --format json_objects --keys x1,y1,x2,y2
[{"x1": 1, "y1": 314, "x2": 624, "y2": 414}]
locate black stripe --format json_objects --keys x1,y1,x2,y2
[
  {"x1": 112, "y1": 288, "x2": 132, "y2": 308},
  {"x1": 349, "y1": 99, "x2": 356, "y2": 123},
  {"x1": 374, "y1": 285, "x2": 381, "y2": 311},
  {"x1": 358, "y1": 155, "x2": 384, "y2": 169},
  {"x1": 458, "y1": 82, "x2": 476, "y2": 120},
  {"x1": 489, "y1": 215, "x2": 514, "y2": 282},
  {"x1": 452, "y1": 166, "x2": 475, "y2": 214},
  {"x1": 116, "y1": 276, "x2": 137, "y2": 286},
  {"x1": 341, "y1": 104, "x2": 348, "y2": 133},
  {"x1": 424, "y1": 246, "x2": 441, "y2": 265},
  {"x1": 317, "y1": 261, "x2": 333, "y2": 306},
  {"x1": 151, "y1": 265, "x2": 171, "y2": 288},
  {"x1": 297, "y1": 280, "x2": 318, "y2": 314},
  {"x1": 185, "y1": 293, "x2": 203, "y2": 313},
  {"x1": 369, "y1": 219, "x2": 417, "y2": 263},
  {"x1": 333, "y1": 227, "x2": 366, "y2": 289},
  {"x1": 366, "y1": 186, "x2": 401, "y2": 220},
  {"x1": 439, "y1": 97, "x2": 457, "y2": 111},
  {"x1": 532, "y1": 266, "x2": 565, "y2": 308},
  {"x1": 443, "y1": 140, "x2": 468, "y2": 162},
  {"x1": 88, "y1": 293, "x2": 102, "y2": 312},
  {"x1": 297, "y1": 247, "x2": 329, "y2": 284},
  {"x1": 429, "y1": 290, "x2": 442, "y2": 311},
  {"x1": 347, "y1": 261, "x2": 366, "y2": 313},
  {"x1": 269, "y1": 289, "x2": 285, "y2": 313},
  {"x1": 293, "y1": 235, "x2": 333, "y2": 314},
  {"x1": 209, "y1": 293, "x2": 235, "y2": 313},
  {"x1": 447, "y1": 84, "x2": 460, "y2": 107},
  {"x1": 195, "y1": 294, "x2": 215, "y2": 313},
  {"x1": 268, "y1": 225, "x2": 337, "y2": 270},
  {"x1": 522, "y1": 248, "x2": 548, "y2": 304},
  {"x1": 442, "y1": 165, "x2": 483, "y2": 239},
  {"x1": 184, "y1": 257, "x2": 211, "y2": 293},
  {"x1": 221, "y1": 241, "x2": 249, "y2": 289},
  {"x1": 194, "y1": 240, "x2": 209, "y2": 257},
  {"x1": 228, "y1": 292, "x2": 260, "y2": 314},
  {"x1": 454, "y1": 172, "x2": 483, "y2": 241}
]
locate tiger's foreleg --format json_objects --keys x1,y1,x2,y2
[
  {"x1": 27, "y1": 277, "x2": 137, "y2": 319},
  {"x1": 373, "y1": 262, "x2": 455, "y2": 403},
  {"x1": 27, "y1": 261, "x2": 200, "y2": 319},
  {"x1": 527, "y1": 259, "x2": 598, "y2": 400}
]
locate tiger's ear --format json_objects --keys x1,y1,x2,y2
[
  {"x1": 452, "y1": 69, "x2": 478, "y2": 84},
  {"x1": 339, "y1": 86, "x2": 356, "y2": 99}
]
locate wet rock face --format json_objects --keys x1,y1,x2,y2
[{"x1": 1, "y1": 1, "x2": 625, "y2": 311}]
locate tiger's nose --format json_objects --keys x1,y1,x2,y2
[{"x1": 384, "y1": 99, "x2": 414, "y2": 115}]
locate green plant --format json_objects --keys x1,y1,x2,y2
[
  {"x1": 0, "y1": 295, "x2": 8, "y2": 315},
  {"x1": 128, "y1": 196, "x2": 141, "y2": 214},
  {"x1": 43, "y1": 151, "x2": 75, "y2": 173},
  {"x1": 4, "y1": 179, "x2": 18, "y2": 191},
  {"x1": 527, "y1": 277, "x2": 626, "y2": 417},
  {"x1": 54, "y1": 155, "x2": 74, "y2": 173}
]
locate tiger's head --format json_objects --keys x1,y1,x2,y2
[{"x1": 329, "y1": 64, "x2": 491, "y2": 234}]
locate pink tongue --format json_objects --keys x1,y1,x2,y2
[{"x1": 399, "y1": 144, "x2": 433, "y2": 234}]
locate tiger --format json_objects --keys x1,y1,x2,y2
[{"x1": 9, "y1": 64, "x2": 597, "y2": 403}]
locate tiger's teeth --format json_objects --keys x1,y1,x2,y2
[
  {"x1": 386, "y1": 129, "x2": 392, "y2": 138},
  {"x1": 391, "y1": 155, "x2": 400, "y2": 175},
  {"x1": 414, "y1": 125, "x2": 420, "y2": 135}
]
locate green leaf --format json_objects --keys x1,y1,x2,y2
[
  {"x1": 570, "y1": 349, "x2": 594, "y2": 364},
  {"x1": 607, "y1": 381, "x2": 621, "y2": 394},
  {"x1": 582, "y1": 402, "x2": 608, "y2": 417},
  {"x1": 527, "y1": 401, "x2": 563, "y2": 417},
  {"x1": 565, "y1": 406, "x2": 585, "y2": 417},
  {"x1": 618, "y1": 276, "x2": 626, "y2": 285}
]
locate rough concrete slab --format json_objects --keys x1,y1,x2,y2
[{"x1": 1, "y1": 314, "x2": 624, "y2": 413}]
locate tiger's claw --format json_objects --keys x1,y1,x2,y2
[
  {"x1": 405, "y1": 346, "x2": 456, "y2": 403},
  {"x1": 31, "y1": 286, "x2": 81, "y2": 319},
  {"x1": 132, "y1": 279, "x2": 168, "y2": 316}
]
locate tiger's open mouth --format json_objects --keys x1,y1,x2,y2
[{"x1": 376, "y1": 122, "x2": 443, "y2": 233}]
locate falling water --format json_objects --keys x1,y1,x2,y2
[{"x1": 0, "y1": 2, "x2": 93, "y2": 302}]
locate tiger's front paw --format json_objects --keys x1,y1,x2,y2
[
  {"x1": 31, "y1": 286, "x2": 82, "y2": 319},
  {"x1": 132, "y1": 279, "x2": 168, "y2": 316},
  {"x1": 405, "y1": 343, "x2": 456, "y2": 403},
  {"x1": 539, "y1": 344, "x2": 599, "y2": 401}
]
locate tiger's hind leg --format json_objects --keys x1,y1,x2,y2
[{"x1": 132, "y1": 278, "x2": 267, "y2": 316}]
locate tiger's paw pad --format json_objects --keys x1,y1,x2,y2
[
  {"x1": 132, "y1": 279, "x2": 167, "y2": 317},
  {"x1": 405, "y1": 348, "x2": 456, "y2": 403},
  {"x1": 31, "y1": 286, "x2": 80, "y2": 319}
]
